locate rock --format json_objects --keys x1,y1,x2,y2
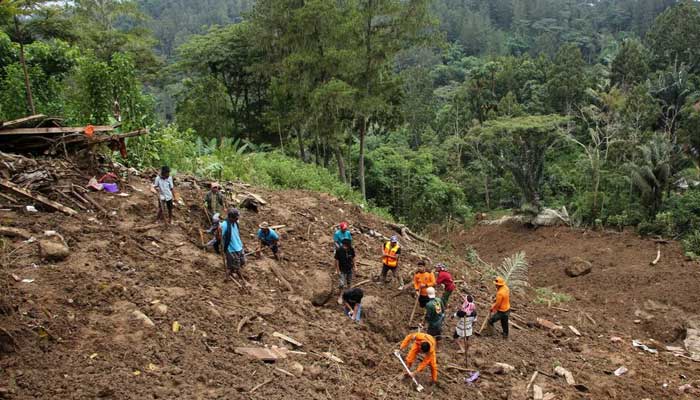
[
  {"x1": 684, "y1": 316, "x2": 700, "y2": 361},
  {"x1": 256, "y1": 305, "x2": 276, "y2": 317},
  {"x1": 565, "y1": 257, "x2": 592, "y2": 277},
  {"x1": 290, "y1": 362, "x2": 304, "y2": 376},
  {"x1": 152, "y1": 304, "x2": 168, "y2": 315},
  {"x1": 634, "y1": 309, "x2": 654, "y2": 321},
  {"x1": 554, "y1": 366, "x2": 576, "y2": 385},
  {"x1": 132, "y1": 310, "x2": 155, "y2": 328},
  {"x1": 307, "y1": 365, "x2": 322, "y2": 379},
  {"x1": 533, "y1": 385, "x2": 543, "y2": 400},
  {"x1": 536, "y1": 318, "x2": 564, "y2": 331},
  {"x1": 308, "y1": 270, "x2": 332, "y2": 306},
  {"x1": 490, "y1": 362, "x2": 515, "y2": 375},
  {"x1": 39, "y1": 239, "x2": 70, "y2": 261}
]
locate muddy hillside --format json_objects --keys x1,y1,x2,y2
[{"x1": 0, "y1": 153, "x2": 699, "y2": 399}]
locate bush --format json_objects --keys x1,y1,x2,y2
[{"x1": 682, "y1": 231, "x2": 700, "y2": 260}]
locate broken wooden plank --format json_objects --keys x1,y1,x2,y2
[
  {"x1": 0, "y1": 226, "x2": 32, "y2": 240},
  {"x1": 274, "y1": 367, "x2": 294, "y2": 377},
  {"x1": 234, "y1": 347, "x2": 287, "y2": 362},
  {"x1": 0, "y1": 179, "x2": 77, "y2": 216},
  {"x1": 0, "y1": 114, "x2": 46, "y2": 128},
  {"x1": 509, "y1": 321, "x2": 525, "y2": 330},
  {"x1": 352, "y1": 279, "x2": 371, "y2": 288},
  {"x1": 272, "y1": 332, "x2": 303, "y2": 347},
  {"x1": 0, "y1": 126, "x2": 114, "y2": 136},
  {"x1": 321, "y1": 352, "x2": 343, "y2": 364}
]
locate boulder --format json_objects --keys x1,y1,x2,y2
[
  {"x1": 565, "y1": 258, "x2": 592, "y2": 277},
  {"x1": 131, "y1": 310, "x2": 155, "y2": 328},
  {"x1": 685, "y1": 316, "x2": 700, "y2": 361},
  {"x1": 39, "y1": 239, "x2": 70, "y2": 261}
]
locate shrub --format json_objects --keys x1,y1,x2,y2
[{"x1": 682, "y1": 231, "x2": 700, "y2": 260}]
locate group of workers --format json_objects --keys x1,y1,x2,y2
[
  {"x1": 152, "y1": 168, "x2": 511, "y2": 388},
  {"x1": 331, "y1": 220, "x2": 512, "y2": 387}
]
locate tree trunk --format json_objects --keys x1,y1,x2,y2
[
  {"x1": 484, "y1": 174, "x2": 491, "y2": 210},
  {"x1": 15, "y1": 18, "x2": 35, "y2": 115},
  {"x1": 335, "y1": 146, "x2": 347, "y2": 184},
  {"x1": 296, "y1": 127, "x2": 306, "y2": 161},
  {"x1": 358, "y1": 117, "x2": 367, "y2": 201}
]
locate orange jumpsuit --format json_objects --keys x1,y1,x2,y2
[
  {"x1": 400, "y1": 332, "x2": 438, "y2": 382},
  {"x1": 413, "y1": 272, "x2": 436, "y2": 297}
]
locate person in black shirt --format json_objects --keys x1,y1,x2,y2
[
  {"x1": 342, "y1": 288, "x2": 363, "y2": 323},
  {"x1": 335, "y1": 239, "x2": 355, "y2": 304}
]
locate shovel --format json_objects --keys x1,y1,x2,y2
[{"x1": 393, "y1": 350, "x2": 424, "y2": 392}]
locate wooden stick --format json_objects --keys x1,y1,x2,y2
[
  {"x1": 525, "y1": 371, "x2": 539, "y2": 394},
  {"x1": 352, "y1": 279, "x2": 371, "y2": 288},
  {"x1": 270, "y1": 264, "x2": 294, "y2": 292},
  {"x1": 408, "y1": 295, "x2": 420, "y2": 328},
  {"x1": 237, "y1": 315, "x2": 251, "y2": 333},
  {"x1": 0, "y1": 179, "x2": 77, "y2": 216},
  {"x1": 551, "y1": 306, "x2": 570, "y2": 312},
  {"x1": 130, "y1": 237, "x2": 183, "y2": 263},
  {"x1": 651, "y1": 245, "x2": 661, "y2": 265},
  {"x1": 249, "y1": 378, "x2": 273, "y2": 393},
  {"x1": 274, "y1": 367, "x2": 295, "y2": 377}
]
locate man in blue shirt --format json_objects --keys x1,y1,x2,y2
[
  {"x1": 333, "y1": 221, "x2": 352, "y2": 249},
  {"x1": 256, "y1": 222, "x2": 280, "y2": 260},
  {"x1": 219, "y1": 208, "x2": 245, "y2": 280}
]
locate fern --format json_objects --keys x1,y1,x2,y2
[{"x1": 495, "y1": 252, "x2": 529, "y2": 292}]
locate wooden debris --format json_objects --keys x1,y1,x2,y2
[
  {"x1": 651, "y1": 245, "x2": 661, "y2": 265},
  {"x1": 568, "y1": 325, "x2": 582, "y2": 336},
  {"x1": 270, "y1": 264, "x2": 294, "y2": 292},
  {"x1": 274, "y1": 367, "x2": 295, "y2": 377},
  {"x1": 386, "y1": 222, "x2": 441, "y2": 248},
  {"x1": 0, "y1": 114, "x2": 46, "y2": 129},
  {"x1": 249, "y1": 378, "x2": 273, "y2": 393},
  {"x1": 554, "y1": 366, "x2": 576, "y2": 385},
  {"x1": 536, "y1": 318, "x2": 564, "y2": 331},
  {"x1": 272, "y1": 332, "x2": 303, "y2": 348},
  {"x1": 551, "y1": 306, "x2": 570, "y2": 312},
  {"x1": 526, "y1": 371, "x2": 539, "y2": 394},
  {"x1": 237, "y1": 315, "x2": 252, "y2": 333},
  {"x1": 87, "y1": 129, "x2": 148, "y2": 144},
  {"x1": 0, "y1": 179, "x2": 77, "y2": 216},
  {"x1": 583, "y1": 312, "x2": 597, "y2": 325},
  {"x1": 235, "y1": 347, "x2": 287, "y2": 362},
  {"x1": 542, "y1": 393, "x2": 556, "y2": 400},
  {"x1": 0, "y1": 226, "x2": 32, "y2": 240},
  {"x1": 0, "y1": 125, "x2": 113, "y2": 136},
  {"x1": 533, "y1": 385, "x2": 544, "y2": 400},
  {"x1": 352, "y1": 279, "x2": 371, "y2": 288},
  {"x1": 509, "y1": 321, "x2": 525, "y2": 330},
  {"x1": 317, "y1": 351, "x2": 344, "y2": 364}
]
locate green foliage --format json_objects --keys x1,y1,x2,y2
[
  {"x1": 534, "y1": 287, "x2": 573, "y2": 304},
  {"x1": 646, "y1": 1, "x2": 700, "y2": 73},
  {"x1": 682, "y1": 231, "x2": 700, "y2": 260},
  {"x1": 611, "y1": 39, "x2": 650, "y2": 88},
  {"x1": 495, "y1": 252, "x2": 529, "y2": 293},
  {"x1": 628, "y1": 134, "x2": 672, "y2": 217}
]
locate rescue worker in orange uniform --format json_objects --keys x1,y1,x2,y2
[
  {"x1": 488, "y1": 276, "x2": 511, "y2": 339},
  {"x1": 413, "y1": 260, "x2": 436, "y2": 308},
  {"x1": 380, "y1": 235, "x2": 401, "y2": 284},
  {"x1": 399, "y1": 332, "x2": 438, "y2": 383}
]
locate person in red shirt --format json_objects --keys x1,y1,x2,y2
[{"x1": 435, "y1": 263, "x2": 455, "y2": 306}]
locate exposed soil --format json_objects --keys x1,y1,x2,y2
[{"x1": 1, "y1": 164, "x2": 699, "y2": 399}]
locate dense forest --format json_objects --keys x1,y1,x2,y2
[{"x1": 2, "y1": 0, "x2": 700, "y2": 257}]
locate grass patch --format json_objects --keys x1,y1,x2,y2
[{"x1": 534, "y1": 287, "x2": 573, "y2": 304}]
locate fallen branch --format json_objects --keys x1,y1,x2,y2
[
  {"x1": 249, "y1": 378, "x2": 273, "y2": 393},
  {"x1": 274, "y1": 367, "x2": 295, "y2": 377},
  {"x1": 270, "y1": 264, "x2": 294, "y2": 292},
  {"x1": 273, "y1": 332, "x2": 303, "y2": 347},
  {"x1": 352, "y1": 279, "x2": 371, "y2": 288},
  {"x1": 551, "y1": 306, "x2": 570, "y2": 312},
  {"x1": 651, "y1": 245, "x2": 661, "y2": 266},
  {"x1": 237, "y1": 315, "x2": 252, "y2": 333},
  {"x1": 386, "y1": 223, "x2": 441, "y2": 248},
  {"x1": 129, "y1": 237, "x2": 183, "y2": 263},
  {"x1": 526, "y1": 371, "x2": 539, "y2": 394},
  {"x1": 0, "y1": 179, "x2": 77, "y2": 216}
]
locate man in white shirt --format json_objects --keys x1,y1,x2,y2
[{"x1": 153, "y1": 166, "x2": 176, "y2": 224}]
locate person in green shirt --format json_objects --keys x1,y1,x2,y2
[{"x1": 424, "y1": 287, "x2": 445, "y2": 340}]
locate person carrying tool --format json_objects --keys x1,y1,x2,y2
[
  {"x1": 398, "y1": 332, "x2": 438, "y2": 384},
  {"x1": 424, "y1": 287, "x2": 445, "y2": 339},
  {"x1": 380, "y1": 235, "x2": 401, "y2": 284},
  {"x1": 334, "y1": 238, "x2": 355, "y2": 304},
  {"x1": 413, "y1": 261, "x2": 436, "y2": 308},
  {"x1": 435, "y1": 263, "x2": 455, "y2": 306},
  {"x1": 333, "y1": 221, "x2": 352, "y2": 249},
  {"x1": 256, "y1": 222, "x2": 280, "y2": 260},
  {"x1": 218, "y1": 208, "x2": 246, "y2": 281},
  {"x1": 453, "y1": 293, "x2": 477, "y2": 353},
  {"x1": 204, "y1": 182, "x2": 225, "y2": 215},
  {"x1": 153, "y1": 165, "x2": 176, "y2": 224},
  {"x1": 487, "y1": 276, "x2": 511, "y2": 339},
  {"x1": 342, "y1": 287, "x2": 363, "y2": 323}
]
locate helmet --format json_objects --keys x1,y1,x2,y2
[
  {"x1": 494, "y1": 276, "x2": 506, "y2": 286},
  {"x1": 390, "y1": 235, "x2": 398, "y2": 243},
  {"x1": 435, "y1": 263, "x2": 447, "y2": 271},
  {"x1": 212, "y1": 213, "x2": 220, "y2": 223},
  {"x1": 426, "y1": 287, "x2": 436, "y2": 299},
  {"x1": 339, "y1": 221, "x2": 349, "y2": 230}
]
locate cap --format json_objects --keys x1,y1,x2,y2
[
  {"x1": 435, "y1": 263, "x2": 447, "y2": 271},
  {"x1": 212, "y1": 213, "x2": 220, "y2": 223},
  {"x1": 259, "y1": 222, "x2": 270, "y2": 229},
  {"x1": 390, "y1": 235, "x2": 398, "y2": 243},
  {"x1": 426, "y1": 287, "x2": 436, "y2": 299}
]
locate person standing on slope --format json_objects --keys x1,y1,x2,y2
[
  {"x1": 424, "y1": 287, "x2": 445, "y2": 339},
  {"x1": 333, "y1": 221, "x2": 352, "y2": 249},
  {"x1": 454, "y1": 293, "x2": 477, "y2": 353},
  {"x1": 380, "y1": 235, "x2": 401, "y2": 285},
  {"x1": 487, "y1": 276, "x2": 511, "y2": 339},
  {"x1": 204, "y1": 182, "x2": 225, "y2": 215},
  {"x1": 413, "y1": 261, "x2": 436, "y2": 308},
  {"x1": 219, "y1": 208, "x2": 246, "y2": 281},
  {"x1": 398, "y1": 332, "x2": 438, "y2": 384},
  {"x1": 435, "y1": 263, "x2": 455, "y2": 306},
  {"x1": 335, "y1": 238, "x2": 356, "y2": 304},
  {"x1": 153, "y1": 165, "x2": 176, "y2": 224}
]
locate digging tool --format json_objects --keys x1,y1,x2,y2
[
  {"x1": 408, "y1": 294, "x2": 420, "y2": 328},
  {"x1": 393, "y1": 350, "x2": 424, "y2": 392},
  {"x1": 477, "y1": 312, "x2": 492, "y2": 336},
  {"x1": 463, "y1": 316, "x2": 470, "y2": 366}
]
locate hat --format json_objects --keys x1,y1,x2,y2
[
  {"x1": 390, "y1": 235, "x2": 398, "y2": 243},
  {"x1": 259, "y1": 222, "x2": 270, "y2": 229},
  {"x1": 494, "y1": 276, "x2": 506, "y2": 287},
  {"x1": 212, "y1": 213, "x2": 220, "y2": 223},
  {"x1": 339, "y1": 221, "x2": 348, "y2": 230},
  {"x1": 435, "y1": 263, "x2": 447, "y2": 271},
  {"x1": 211, "y1": 182, "x2": 221, "y2": 189},
  {"x1": 426, "y1": 287, "x2": 436, "y2": 299}
]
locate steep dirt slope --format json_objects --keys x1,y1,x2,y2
[{"x1": 0, "y1": 165, "x2": 699, "y2": 400}]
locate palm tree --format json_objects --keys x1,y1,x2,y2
[{"x1": 628, "y1": 134, "x2": 672, "y2": 218}]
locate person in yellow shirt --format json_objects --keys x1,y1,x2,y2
[
  {"x1": 399, "y1": 332, "x2": 438, "y2": 383},
  {"x1": 488, "y1": 276, "x2": 511, "y2": 339},
  {"x1": 413, "y1": 261, "x2": 436, "y2": 308}
]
